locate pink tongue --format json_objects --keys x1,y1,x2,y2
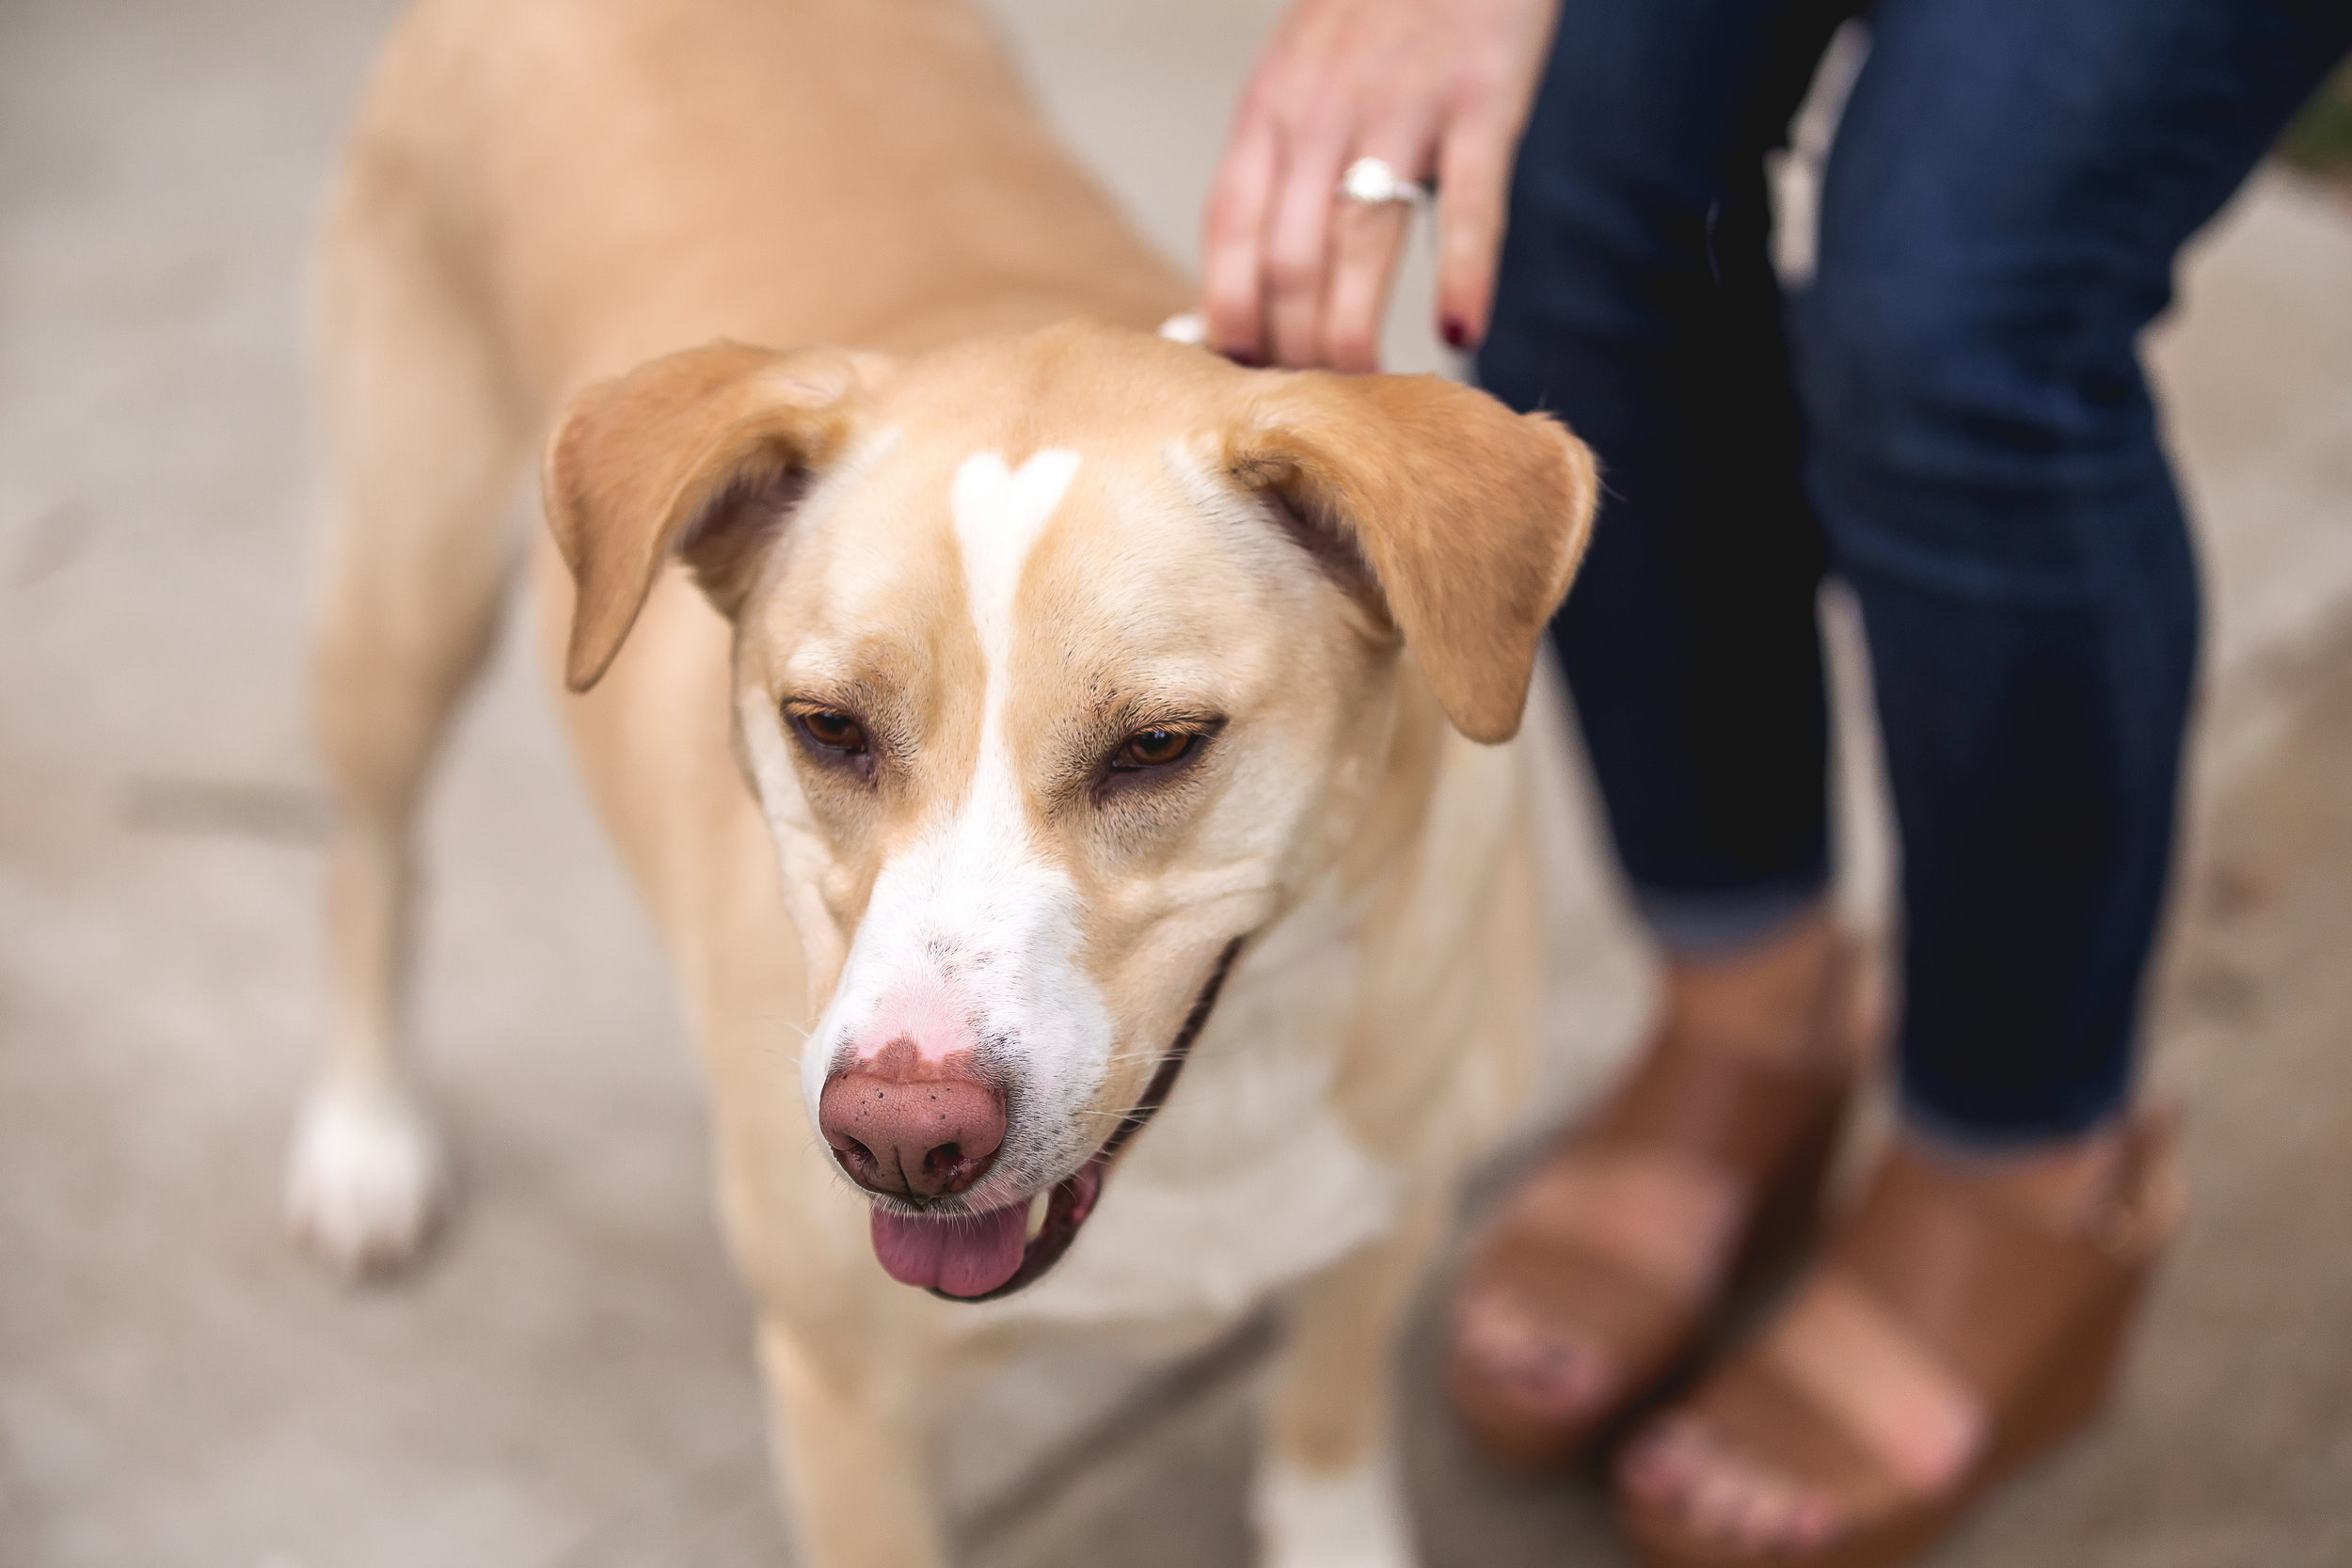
[{"x1": 869, "y1": 1201, "x2": 1028, "y2": 1298}]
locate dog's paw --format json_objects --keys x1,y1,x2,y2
[
  {"x1": 1252, "y1": 1451, "x2": 1418, "y2": 1568},
  {"x1": 284, "y1": 1083, "x2": 449, "y2": 1276}
]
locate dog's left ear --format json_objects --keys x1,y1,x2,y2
[
  {"x1": 542, "y1": 340, "x2": 884, "y2": 692},
  {"x1": 1225, "y1": 371, "x2": 1599, "y2": 744}
]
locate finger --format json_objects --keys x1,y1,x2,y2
[
  {"x1": 1320, "y1": 135, "x2": 1436, "y2": 372},
  {"x1": 1317, "y1": 122, "x2": 1439, "y2": 373},
  {"x1": 1261, "y1": 127, "x2": 1349, "y2": 370},
  {"x1": 1202, "y1": 115, "x2": 1279, "y2": 364},
  {"x1": 1320, "y1": 201, "x2": 1410, "y2": 373},
  {"x1": 1434, "y1": 112, "x2": 1518, "y2": 354}
]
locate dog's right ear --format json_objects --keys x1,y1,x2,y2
[{"x1": 542, "y1": 340, "x2": 881, "y2": 692}]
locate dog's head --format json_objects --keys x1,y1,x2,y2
[{"x1": 545, "y1": 323, "x2": 1596, "y2": 1299}]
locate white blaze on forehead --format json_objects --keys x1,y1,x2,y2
[
  {"x1": 799, "y1": 448, "x2": 1111, "y2": 1203},
  {"x1": 951, "y1": 449, "x2": 1082, "y2": 715}
]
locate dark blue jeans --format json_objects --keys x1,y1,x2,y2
[{"x1": 1479, "y1": 0, "x2": 2351, "y2": 1144}]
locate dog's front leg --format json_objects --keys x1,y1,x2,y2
[
  {"x1": 1253, "y1": 1199, "x2": 1445, "y2": 1568},
  {"x1": 755, "y1": 1317, "x2": 950, "y2": 1568}
]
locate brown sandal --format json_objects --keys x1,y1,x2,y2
[
  {"x1": 1613, "y1": 1113, "x2": 2182, "y2": 1568},
  {"x1": 1446, "y1": 963, "x2": 1860, "y2": 1470}
]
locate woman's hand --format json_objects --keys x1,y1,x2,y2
[{"x1": 1202, "y1": 0, "x2": 1559, "y2": 371}]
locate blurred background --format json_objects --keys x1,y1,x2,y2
[{"x1": 2, "y1": 2, "x2": 2348, "y2": 1563}]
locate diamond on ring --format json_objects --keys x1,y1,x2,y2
[{"x1": 1338, "y1": 155, "x2": 1430, "y2": 207}]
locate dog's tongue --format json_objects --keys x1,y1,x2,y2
[{"x1": 869, "y1": 1202, "x2": 1028, "y2": 1298}]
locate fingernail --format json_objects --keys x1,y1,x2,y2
[{"x1": 1441, "y1": 317, "x2": 1474, "y2": 351}]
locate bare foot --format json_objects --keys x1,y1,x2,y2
[
  {"x1": 1453, "y1": 910, "x2": 1852, "y2": 1431},
  {"x1": 1614, "y1": 1122, "x2": 2131, "y2": 1551}
]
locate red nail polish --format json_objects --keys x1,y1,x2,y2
[{"x1": 1442, "y1": 317, "x2": 1472, "y2": 351}]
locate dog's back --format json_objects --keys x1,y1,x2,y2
[{"x1": 329, "y1": 0, "x2": 1187, "y2": 409}]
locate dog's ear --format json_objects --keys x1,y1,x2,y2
[
  {"x1": 1224, "y1": 371, "x2": 1598, "y2": 744},
  {"x1": 543, "y1": 340, "x2": 882, "y2": 692}
]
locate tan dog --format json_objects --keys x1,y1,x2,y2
[{"x1": 288, "y1": 1, "x2": 1597, "y2": 1563}]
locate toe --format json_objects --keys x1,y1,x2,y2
[
  {"x1": 1617, "y1": 1412, "x2": 1703, "y2": 1502},
  {"x1": 1728, "y1": 1463, "x2": 1803, "y2": 1552},
  {"x1": 1788, "y1": 1485, "x2": 1842, "y2": 1549},
  {"x1": 1624, "y1": 1416, "x2": 1768, "y2": 1547},
  {"x1": 1681, "y1": 1428, "x2": 1757, "y2": 1541},
  {"x1": 1457, "y1": 1291, "x2": 1617, "y2": 1418},
  {"x1": 1624, "y1": 1409, "x2": 1858, "y2": 1555}
]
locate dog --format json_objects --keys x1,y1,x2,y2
[{"x1": 286, "y1": 1, "x2": 1597, "y2": 1562}]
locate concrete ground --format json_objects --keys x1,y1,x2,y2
[{"x1": 2, "y1": 1, "x2": 2348, "y2": 1564}]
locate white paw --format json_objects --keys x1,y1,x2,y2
[
  {"x1": 284, "y1": 1084, "x2": 449, "y2": 1275},
  {"x1": 1253, "y1": 1450, "x2": 1418, "y2": 1568}
]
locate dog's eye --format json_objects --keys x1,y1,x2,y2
[
  {"x1": 1112, "y1": 727, "x2": 1198, "y2": 770},
  {"x1": 792, "y1": 707, "x2": 868, "y2": 755}
]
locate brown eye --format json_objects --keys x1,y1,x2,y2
[
  {"x1": 793, "y1": 707, "x2": 867, "y2": 755},
  {"x1": 1113, "y1": 727, "x2": 1196, "y2": 770}
]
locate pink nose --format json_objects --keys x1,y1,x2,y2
[{"x1": 819, "y1": 1041, "x2": 1006, "y2": 1200}]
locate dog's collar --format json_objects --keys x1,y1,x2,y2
[{"x1": 1096, "y1": 933, "x2": 1247, "y2": 1164}]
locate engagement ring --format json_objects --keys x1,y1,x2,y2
[{"x1": 1338, "y1": 155, "x2": 1431, "y2": 208}]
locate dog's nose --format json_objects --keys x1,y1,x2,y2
[{"x1": 819, "y1": 1045, "x2": 1006, "y2": 1199}]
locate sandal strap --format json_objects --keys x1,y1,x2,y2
[
  {"x1": 1592, "y1": 1032, "x2": 1851, "y2": 1181},
  {"x1": 1829, "y1": 1117, "x2": 2175, "y2": 1412},
  {"x1": 1681, "y1": 1348, "x2": 1912, "y2": 1522}
]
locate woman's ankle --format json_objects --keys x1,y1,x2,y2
[
  {"x1": 1899, "y1": 1116, "x2": 2132, "y2": 1234},
  {"x1": 1658, "y1": 905, "x2": 1848, "y2": 1072}
]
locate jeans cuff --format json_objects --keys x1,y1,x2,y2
[
  {"x1": 1629, "y1": 872, "x2": 1831, "y2": 956},
  {"x1": 1896, "y1": 1083, "x2": 2132, "y2": 1156}
]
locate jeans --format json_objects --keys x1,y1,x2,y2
[{"x1": 1478, "y1": 0, "x2": 2352, "y2": 1144}]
